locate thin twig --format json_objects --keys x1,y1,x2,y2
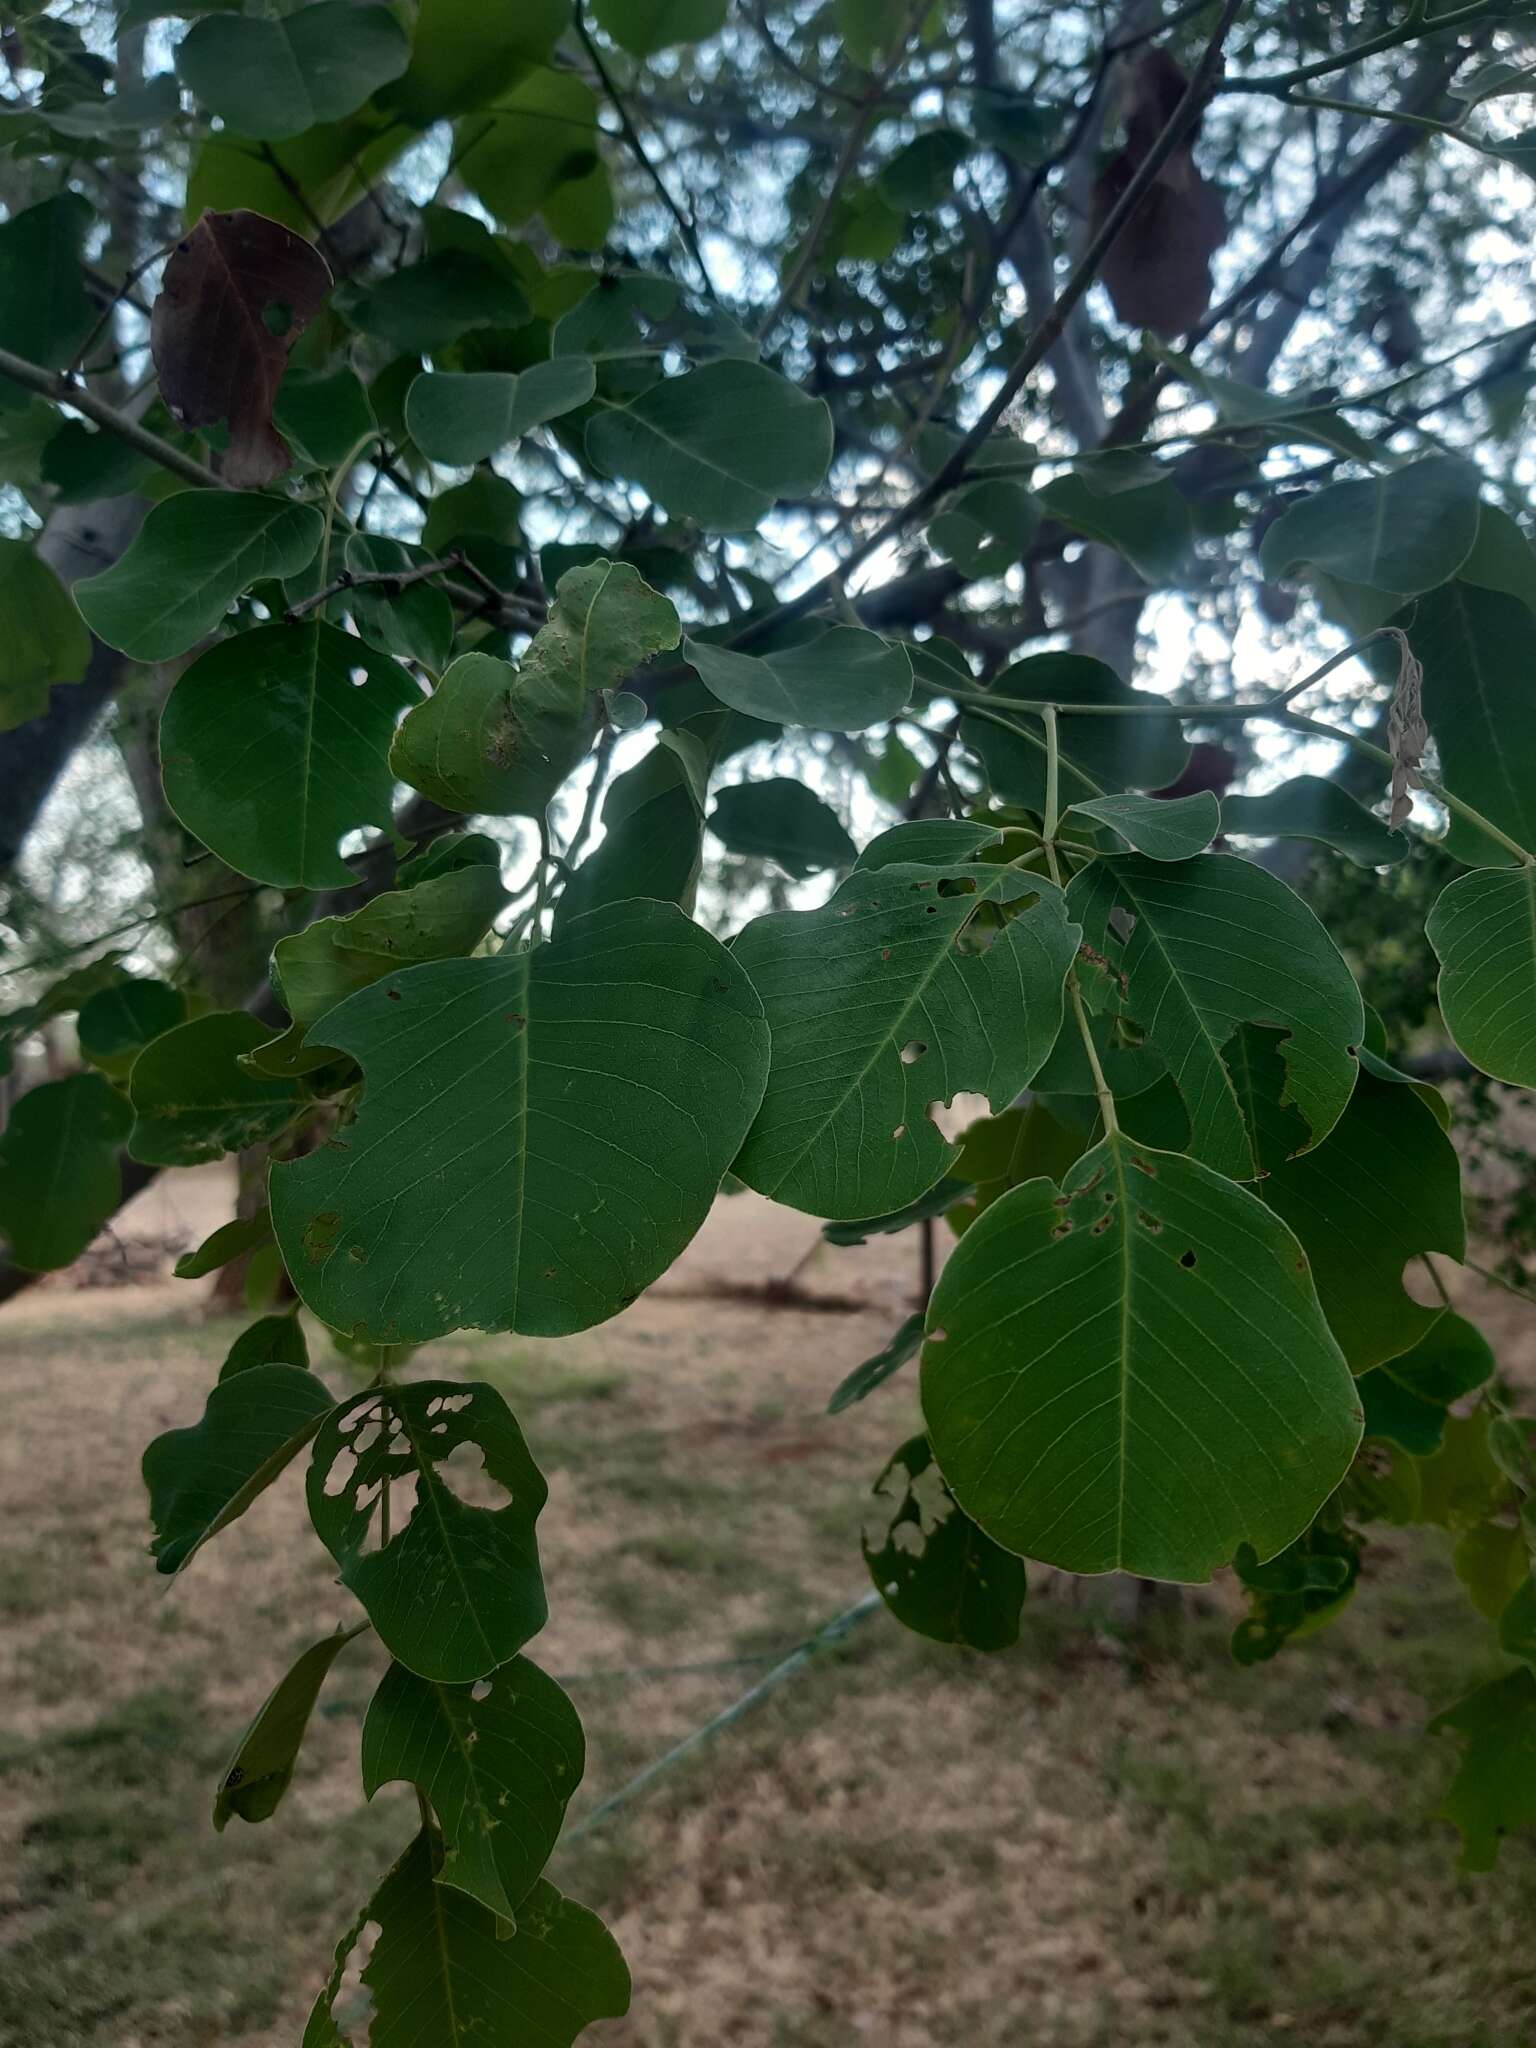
[
  {"x1": 0, "y1": 342, "x2": 223, "y2": 490},
  {"x1": 283, "y1": 552, "x2": 466, "y2": 624}
]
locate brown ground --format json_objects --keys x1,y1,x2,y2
[{"x1": 0, "y1": 1167, "x2": 1533, "y2": 2047}]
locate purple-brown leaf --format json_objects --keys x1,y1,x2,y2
[
  {"x1": 151, "y1": 209, "x2": 333, "y2": 489},
  {"x1": 1091, "y1": 51, "x2": 1224, "y2": 341}
]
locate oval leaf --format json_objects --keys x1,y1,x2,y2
[
  {"x1": 128, "y1": 1011, "x2": 304, "y2": 1165},
  {"x1": 1427, "y1": 865, "x2": 1536, "y2": 1085},
  {"x1": 683, "y1": 627, "x2": 911, "y2": 732},
  {"x1": 1071, "y1": 790, "x2": 1218, "y2": 861},
  {"x1": 405, "y1": 361, "x2": 598, "y2": 464},
  {"x1": 214, "y1": 1623, "x2": 366, "y2": 1830},
  {"x1": 1258, "y1": 455, "x2": 1481, "y2": 597}
]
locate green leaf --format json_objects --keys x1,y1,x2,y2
[
  {"x1": 731, "y1": 862, "x2": 1079, "y2": 1217},
  {"x1": 214, "y1": 1624, "x2": 366, "y2": 1829},
  {"x1": 1409, "y1": 580, "x2": 1536, "y2": 866},
  {"x1": 380, "y1": 0, "x2": 569, "y2": 123},
  {"x1": 391, "y1": 561, "x2": 678, "y2": 815},
  {"x1": 865, "y1": 1434, "x2": 1027, "y2": 1649},
  {"x1": 1258, "y1": 456, "x2": 1481, "y2": 596},
  {"x1": 592, "y1": 0, "x2": 727, "y2": 56},
  {"x1": 362, "y1": 1656, "x2": 583, "y2": 1922},
  {"x1": 174, "y1": 1210, "x2": 274, "y2": 1281},
  {"x1": 40, "y1": 418, "x2": 161, "y2": 501},
  {"x1": 1427, "y1": 866, "x2": 1536, "y2": 1085},
  {"x1": 1360, "y1": 1311, "x2": 1495, "y2": 1455},
  {"x1": 1037, "y1": 468, "x2": 1192, "y2": 583},
  {"x1": 922, "y1": 1133, "x2": 1363, "y2": 1581},
  {"x1": 1501, "y1": 1576, "x2": 1536, "y2": 1663},
  {"x1": 1453, "y1": 1517, "x2": 1530, "y2": 1623},
  {"x1": 0, "y1": 1072, "x2": 132, "y2": 1272},
  {"x1": 683, "y1": 627, "x2": 911, "y2": 732},
  {"x1": 708, "y1": 777, "x2": 856, "y2": 876},
  {"x1": 186, "y1": 113, "x2": 411, "y2": 236},
  {"x1": 143, "y1": 1362, "x2": 336, "y2": 1573},
  {"x1": 927, "y1": 479, "x2": 1040, "y2": 579},
  {"x1": 340, "y1": 534, "x2": 455, "y2": 672},
  {"x1": 1220, "y1": 776, "x2": 1405, "y2": 868},
  {"x1": 128, "y1": 1012, "x2": 304, "y2": 1166},
  {"x1": 0, "y1": 539, "x2": 92, "y2": 731},
  {"x1": 176, "y1": 3, "x2": 409, "y2": 140},
  {"x1": 76, "y1": 978, "x2": 186, "y2": 1081},
  {"x1": 405, "y1": 361, "x2": 597, "y2": 464},
  {"x1": 854, "y1": 818, "x2": 1001, "y2": 870},
  {"x1": 1071, "y1": 791, "x2": 1218, "y2": 862},
  {"x1": 307, "y1": 1381, "x2": 548, "y2": 1680},
  {"x1": 947, "y1": 1099, "x2": 1088, "y2": 1232},
  {"x1": 160, "y1": 621, "x2": 420, "y2": 889},
  {"x1": 347, "y1": 251, "x2": 529, "y2": 354},
  {"x1": 878, "y1": 128, "x2": 971, "y2": 209},
  {"x1": 585, "y1": 360, "x2": 833, "y2": 531},
  {"x1": 822, "y1": 1176, "x2": 972, "y2": 1247},
  {"x1": 420, "y1": 470, "x2": 523, "y2": 554},
  {"x1": 1066, "y1": 854, "x2": 1365, "y2": 1180},
  {"x1": 829, "y1": 1312, "x2": 926, "y2": 1413},
  {"x1": 960, "y1": 652, "x2": 1187, "y2": 812},
  {"x1": 1429, "y1": 1667, "x2": 1536, "y2": 1871},
  {"x1": 1230, "y1": 1522, "x2": 1361, "y2": 1664},
  {"x1": 306, "y1": 1832, "x2": 629, "y2": 2047},
  {"x1": 0, "y1": 193, "x2": 96, "y2": 392},
  {"x1": 221, "y1": 1311, "x2": 308, "y2": 1379},
  {"x1": 74, "y1": 493, "x2": 323, "y2": 662},
  {"x1": 272, "y1": 366, "x2": 376, "y2": 469},
  {"x1": 271, "y1": 899, "x2": 769, "y2": 1341},
  {"x1": 457, "y1": 68, "x2": 613, "y2": 247},
  {"x1": 553, "y1": 731, "x2": 706, "y2": 931}
]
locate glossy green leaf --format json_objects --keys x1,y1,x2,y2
[
  {"x1": 1037, "y1": 467, "x2": 1193, "y2": 583},
  {"x1": 0, "y1": 193, "x2": 96, "y2": 389},
  {"x1": 731, "y1": 862, "x2": 1079, "y2": 1218},
  {"x1": 76, "y1": 978, "x2": 186, "y2": 1081},
  {"x1": 1220, "y1": 776, "x2": 1405, "y2": 868},
  {"x1": 0, "y1": 1072, "x2": 131, "y2": 1272},
  {"x1": 305, "y1": 1833, "x2": 629, "y2": 2048},
  {"x1": 1071, "y1": 790, "x2": 1218, "y2": 861},
  {"x1": 74, "y1": 493, "x2": 323, "y2": 662},
  {"x1": 457, "y1": 68, "x2": 613, "y2": 247},
  {"x1": 174, "y1": 1210, "x2": 274, "y2": 1281},
  {"x1": 307, "y1": 1381, "x2": 548, "y2": 1681},
  {"x1": 176, "y1": 3, "x2": 409, "y2": 140},
  {"x1": 0, "y1": 538, "x2": 92, "y2": 731},
  {"x1": 864, "y1": 1434, "x2": 1027, "y2": 1650},
  {"x1": 381, "y1": 0, "x2": 569, "y2": 123},
  {"x1": 406, "y1": 361, "x2": 597, "y2": 464},
  {"x1": 593, "y1": 0, "x2": 726, "y2": 55},
  {"x1": 128, "y1": 1011, "x2": 303, "y2": 1166},
  {"x1": 829, "y1": 1312, "x2": 926, "y2": 1414},
  {"x1": 160, "y1": 621, "x2": 419, "y2": 889},
  {"x1": 1410, "y1": 580, "x2": 1536, "y2": 866},
  {"x1": 960, "y1": 652, "x2": 1187, "y2": 812},
  {"x1": 585, "y1": 360, "x2": 833, "y2": 531},
  {"x1": 1066, "y1": 854, "x2": 1365, "y2": 1180},
  {"x1": 922, "y1": 1134, "x2": 1363, "y2": 1582},
  {"x1": 707, "y1": 777, "x2": 856, "y2": 876},
  {"x1": 271, "y1": 899, "x2": 768, "y2": 1341},
  {"x1": 1429, "y1": 1667, "x2": 1536, "y2": 1871},
  {"x1": 683, "y1": 627, "x2": 911, "y2": 731},
  {"x1": 214, "y1": 1624, "x2": 366, "y2": 1829},
  {"x1": 362, "y1": 1656, "x2": 583, "y2": 1921},
  {"x1": 1427, "y1": 866, "x2": 1536, "y2": 1086},
  {"x1": 553, "y1": 731, "x2": 706, "y2": 931},
  {"x1": 1258, "y1": 455, "x2": 1481, "y2": 596},
  {"x1": 143, "y1": 1361, "x2": 336, "y2": 1574},
  {"x1": 221, "y1": 1311, "x2": 308, "y2": 1379},
  {"x1": 1360, "y1": 1311, "x2": 1495, "y2": 1454},
  {"x1": 391, "y1": 561, "x2": 678, "y2": 815}
]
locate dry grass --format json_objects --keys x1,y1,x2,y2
[{"x1": 0, "y1": 1178, "x2": 1533, "y2": 2047}]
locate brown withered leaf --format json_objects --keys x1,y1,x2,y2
[
  {"x1": 1385, "y1": 626, "x2": 1427, "y2": 830},
  {"x1": 151, "y1": 209, "x2": 332, "y2": 488},
  {"x1": 1091, "y1": 50, "x2": 1224, "y2": 340}
]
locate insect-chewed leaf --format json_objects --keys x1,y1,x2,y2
[
  {"x1": 0, "y1": 538, "x2": 91, "y2": 730},
  {"x1": 74, "y1": 491, "x2": 323, "y2": 662},
  {"x1": 214, "y1": 1623, "x2": 366, "y2": 1830},
  {"x1": 176, "y1": 3, "x2": 409, "y2": 141},
  {"x1": 708, "y1": 777, "x2": 855, "y2": 876},
  {"x1": 304, "y1": 1831, "x2": 630, "y2": 2048},
  {"x1": 1409, "y1": 579, "x2": 1536, "y2": 865},
  {"x1": 1072, "y1": 790, "x2": 1218, "y2": 861},
  {"x1": 1359, "y1": 1312, "x2": 1494, "y2": 1455},
  {"x1": 161, "y1": 621, "x2": 421, "y2": 890},
  {"x1": 731, "y1": 862, "x2": 1080, "y2": 1219},
  {"x1": 150, "y1": 209, "x2": 333, "y2": 487},
  {"x1": 270, "y1": 899, "x2": 768, "y2": 1341},
  {"x1": 307, "y1": 1381, "x2": 548, "y2": 1683},
  {"x1": 390, "y1": 561, "x2": 679, "y2": 816},
  {"x1": 1429, "y1": 1667, "x2": 1536, "y2": 1871},
  {"x1": 1258, "y1": 455, "x2": 1481, "y2": 597},
  {"x1": 0, "y1": 1071, "x2": 131, "y2": 1272},
  {"x1": 961, "y1": 651, "x2": 1188, "y2": 812},
  {"x1": 405, "y1": 361, "x2": 597, "y2": 464},
  {"x1": 683, "y1": 627, "x2": 912, "y2": 732},
  {"x1": 1230, "y1": 1522, "x2": 1362, "y2": 1665},
  {"x1": 128, "y1": 1012, "x2": 303, "y2": 1166},
  {"x1": 1427, "y1": 866, "x2": 1536, "y2": 1086},
  {"x1": 864, "y1": 1434, "x2": 1026, "y2": 1649},
  {"x1": 922, "y1": 1135, "x2": 1363, "y2": 1582},
  {"x1": 1066, "y1": 854, "x2": 1364, "y2": 1180},
  {"x1": 362, "y1": 1656, "x2": 583, "y2": 1923},
  {"x1": 143, "y1": 1362, "x2": 337, "y2": 1573},
  {"x1": 584, "y1": 359, "x2": 834, "y2": 531},
  {"x1": 1220, "y1": 776, "x2": 1405, "y2": 868}
]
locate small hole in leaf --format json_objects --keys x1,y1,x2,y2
[
  {"x1": 1179, "y1": 1249, "x2": 1197, "y2": 1269},
  {"x1": 900, "y1": 1041, "x2": 927, "y2": 1064},
  {"x1": 892, "y1": 1123, "x2": 907, "y2": 1141},
  {"x1": 350, "y1": 667, "x2": 369, "y2": 688},
  {"x1": 471, "y1": 1678, "x2": 492, "y2": 1702},
  {"x1": 928, "y1": 1326, "x2": 948, "y2": 1343}
]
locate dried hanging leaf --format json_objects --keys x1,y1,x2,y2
[
  {"x1": 1385, "y1": 626, "x2": 1427, "y2": 830},
  {"x1": 1091, "y1": 51, "x2": 1224, "y2": 340},
  {"x1": 151, "y1": 209, "x2": 333, "y2": 488}
]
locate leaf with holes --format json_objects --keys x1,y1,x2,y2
[
  {"x1": 143, "y1": 1362, "x2": 337, "y2": 1573},
  {"x1": 75, "y1": 492, "x2": 323, "y2": 663},
  {"x1": 1230, "y1": 1521, "x2": 1362, "y2": 1665},
  {"x1": 160, "y1": 622, "x2": 420, "y2": 889},
  {"x1": 708, "y1": 777, "x2": 855, "y2": 876},
  {"x1": 362, "y1": 1656, "x2": 583, "y2": 1922},
  {"x1": 150, "y1": 209, "x2": 333, "y2": 487},
  {"x1": 0, "y1": 538, "x2": 91, "y2": 731},
  {"x1": 731, "y1": 861, "x2": 1080, "y2": 1218},
  {"x1": 1408, "y1": 580, "x2": 1536, "y2": 866},
  {"x1": 1066, "y1": 854, "x2": 1364, "y2": 1180},
  {"x1": 1430, "y1": 1667, "x2": 1536, "y2": 1871},
  {"x1": 176, "y1": 4, "x2": 409, "y2": 139},
  {"x1": 864, "y1": 1434, "x2": 1027, "y2": 1649},
  {"x1": 0, "y1": 1072, "x2": 132, "y2": 1272},
  {"x1": 1072, "y1": 790, "x2": 1218, "y2": 861},
  {"x1": 683, "y1": 628, "x2": 911, "y2": 732},
  {"x1": 1427, "y1": 866, "x2": 1536, "y2": 1086},
  {"x1": 270, "y1": 899, "x2": 768, "y2": 1341},
  {"x1": 1220, "y1": 776, "x2": 1405, "y2": 868},
  {"x1": 307, "y1": 1381, "x2": 548, "y2": 1682},
  {"x1": 214, "y1": 1624, "x2": 367, "y2": 1829},
  {"x1": 128, "y1": 1012, "x2": 305, "y2": 1166},
  {"x1": 922, "y1": 1134, "x2": 1362, "y2": 1582},
  {"x1": 961, "y1": 652, "x2": 1187, "y2": 813},
  {"x1": 1258, "y1": 455, "x2": 1481, "y2": 597},
  {"x1": 405, "y1": 362, "x2": 598, "y2": 464}
]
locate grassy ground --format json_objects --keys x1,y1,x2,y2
[{"x1": 1, "y1": 1186, "x2": 1533, "y2": 2047}]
